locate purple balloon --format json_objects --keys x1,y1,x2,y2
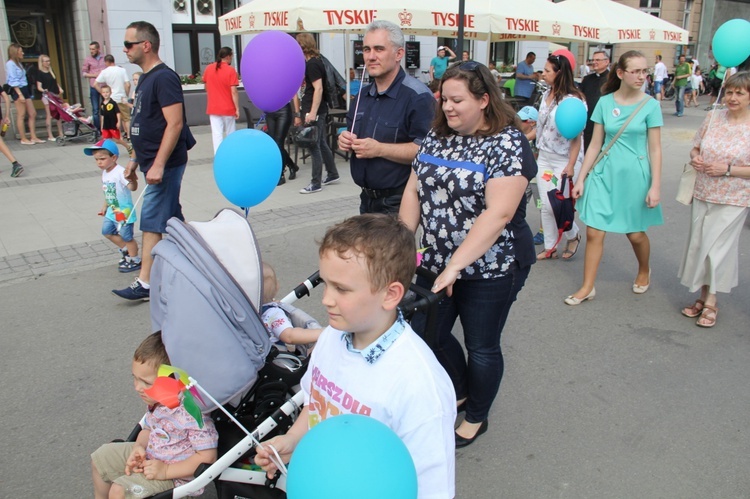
[{"x1": 241, "y1": 32, "x2": 305, "y2": 113}]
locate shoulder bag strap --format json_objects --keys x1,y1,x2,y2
[{"x1": 594, "y1": 96, "x2": 652, "y2": 166}]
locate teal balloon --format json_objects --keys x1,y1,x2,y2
[
  {"x1": 213, "y1": 129, "x2": 281, "y2": 208},
  {"x1": 712, "y1": 19, "x2": 750, "y2": 68},
  {"x1": 554, "y1": 98, "x2": 587, "y2": 140},
  {"x1": 286, "y1": 414, "x2": 417, "y2": 499}
]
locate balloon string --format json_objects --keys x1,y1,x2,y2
[
  {"x1": 348, "y1": 68, "x2": 367, "y2": 134},
  {"x1": 189, "y1": 377, "x2": 288, "y2": 476},
  {"x1": 699, "y1": 71, "x2": 728, "y2": 152},
  {"x1": 244, "y1": 207, "x2": 249, "y2": 218},
  {"x1": 119, "y1": 184, "x2": 147, "y2": 230}
]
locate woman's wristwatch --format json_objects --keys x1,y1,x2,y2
[{"x1": 725, "y1": 164, "x2": 731, "y2": 177}]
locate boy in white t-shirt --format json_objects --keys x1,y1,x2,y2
[
  {"x1": 260, "y1": 261, "x2": 322, "y2": 346},
  {"x1": 84, "y1": 139, "x2": 141, "y2": 273},
  {"x1": 256, "y1": 214, "x2": 457, "y2": 499}
]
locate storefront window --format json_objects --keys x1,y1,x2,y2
[
  {"x1": 491, "y1": 42, "x2": 516, "y2": 71},
  {"x1": 173, "y1": 32, "x2": 193, "y2": 75},
  {"x1": 198, "y1": 32, "x2": 215, "y2": 74}
]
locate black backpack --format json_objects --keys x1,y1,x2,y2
[{"x1": 320, "y1": 55, "x2": 347, "y2": 110}]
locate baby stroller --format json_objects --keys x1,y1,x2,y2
[
  {"x1": 121, "y1": 208, "x2": 319, "y2": 498},
  {"x1": 122, "y1": 208, "x2": 442, "y2": 498},
  {"x1": 44, "y1": 91, "x2": 100, "y2": 146}
]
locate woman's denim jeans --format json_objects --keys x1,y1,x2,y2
[
  {"x1": 308, "y1": 110, "x2": 338, "y2": 186},
  {"x1": 413, "y1": 264, "x2": 530, "y2": 424}
]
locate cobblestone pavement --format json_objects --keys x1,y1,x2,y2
[{"x1": 0, "y1": 195, "x2": 358, "y2": 285}]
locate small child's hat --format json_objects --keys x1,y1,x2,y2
[
  {"x1": 517, "y1": 106, "x2": 539, "y2": 122},
  {"x1": 83, "y1": 139, "x2": 119, "y2": 157}
]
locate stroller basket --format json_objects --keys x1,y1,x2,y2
[{"x1": 62, "y1": 121, "x2": 79, "y2": 137}]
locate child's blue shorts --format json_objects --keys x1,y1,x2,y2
[{"x1": 102, "y1": 218, "x2": 134, "y2": 242}]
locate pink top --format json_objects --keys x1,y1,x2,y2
[
  {"x1": 82, "y1": 54, "x2": 107, "y2": 87},
  {"x1": 144, "y1": 404, "x2": 218, "y2": 492},
  {"x1": 692, "y1": 109, "x2": 750, "y2": 208}
]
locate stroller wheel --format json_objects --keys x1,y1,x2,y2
[
  {"x1": 87, "y1": 134, "x2": 98, "y2": 143},
  {"x1": 56, "y1": 137, "x2": 65, "y2": 146}
]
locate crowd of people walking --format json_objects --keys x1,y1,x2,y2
[{"x1": 2, "y1": 18, "x2": 748, "y2": 461}]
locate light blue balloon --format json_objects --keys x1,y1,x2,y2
[
  {"x1": 712, "y1": 19, "x2": 750, "y2": 68},
  {"x1": 554, "y1": 98, "x2": 587, "y2": 140},
  {"x1": 287, "y1": 414, "x2": 418, "y2": 499},
  {"x1": 213, "y1": 129, "x2": 281, "y2": 208}
]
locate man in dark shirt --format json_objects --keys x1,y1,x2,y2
[
  {"x1": 338, "y1": 20, "x2": 435, "y2": 215},
  {"x1": 113, "y1": 21, "x2": 194, "y2": 301},
  {"x1": 579, "y1": 50, "x2": 610, "y2": 152}
]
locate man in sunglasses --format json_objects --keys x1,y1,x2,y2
[
  {"x1": 113, "y1": 21, "x2": 195, "y2": 302},
  {"x1": 338, "y1": 20, "x2": 434, "y2": 215},
  {"x1": 579, "y1": 50, "x2": 610, "y2": 151}
]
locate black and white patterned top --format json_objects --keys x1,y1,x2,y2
[{"x1": 414, "y1": 126, "x2": 537, "y2": 280}]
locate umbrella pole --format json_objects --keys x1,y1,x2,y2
[
  {"x1": 345, "y1": 32, "x2": 351, "y2": 111},
  {"x1": 457, "y1": 0, "x2": 465, "y2": 56}
]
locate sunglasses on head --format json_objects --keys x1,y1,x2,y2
[
  {"x1": 459, "y1": 61, "x2": 481, "y2": 72},
  {"x1": 123, "y1": 40, "x2": 146, "y2": 49}
]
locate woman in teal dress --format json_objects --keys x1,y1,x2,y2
[{"x1": 565, "y1": 51, "x2": 663, "y2": 305}]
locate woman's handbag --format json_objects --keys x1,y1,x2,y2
[
  {"x1": 593, "y1": 96, "x2": 652, "y2": 167},
  {"x1": 676, "y1": 163, "x2": 697, "y2": 205},
  {"x1": 291, "y1": 124, "x2": 318, "y2": 149}
]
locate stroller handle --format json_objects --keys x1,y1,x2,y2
[
  {"x1": 278, "y1": 267, "x2": 444, "y2": 348},
  {"x1": 279, "y1": 268, "x2": 443, "y2": 309},
  {"x1": 280, "y1": 271, "x2": 322, "y2": 304}
]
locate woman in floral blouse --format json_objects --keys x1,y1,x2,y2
[
  {"x1": 535, "y1": 54, "x2": 586, "y2": 260},
  {"x1": 400, "y1": 62, "x2": 537, "y2": 448},
  {"x1": 678, "y1": 71, "x2": 750, "y2": 328}
]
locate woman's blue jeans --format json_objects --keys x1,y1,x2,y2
[
  {"x1": 307, "y1": 110, "x2": 338, "y2": 186},
  {"x1": 413, "y1": 264, "x2": 530, "y2": 424}
]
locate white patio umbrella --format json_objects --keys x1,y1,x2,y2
[
  {"x1": 218, "y1": 0, "x2": 603, "y2": 43},
  {"x1": 557, "y1": 0, "x2": 688, "y2": 44}
]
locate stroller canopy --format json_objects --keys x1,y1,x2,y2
[{"x1": 150, "y1": 209, "x2": 270, "y2": 411}]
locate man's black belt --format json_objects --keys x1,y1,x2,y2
[{"x1": 361, "y1": 184, "x2": 406, "y2": 199}]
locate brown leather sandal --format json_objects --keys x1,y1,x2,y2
[
  {"x1": 696, "y1": 304, "x2": 718, "y2": 328},
  {"x1": 681, "y1": 299, "x2": 705, "y2": 318}
]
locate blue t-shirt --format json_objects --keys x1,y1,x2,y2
[
  {"x1": 431, "y1": 56, "x2": 450, "y2": 80},
  {"x1": 414, "y1": 126, "x2": 538, "y2": 278},
  {"x1": 515, "y1": 61, "x2": 535, "y2": 98},
  {"x1": 346, "y1": 68, "x2": 434, "y2": 190},
  {"x1": 130, "y1": 63, "x2": 194, "y2": 172}
]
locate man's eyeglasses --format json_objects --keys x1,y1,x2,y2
[
  {"x1": 123, "y1": 40, "x2": 146, "y2": 50},
  {"x1": 592, "y1": 58, "x2": 608, "y2": 62},
  {"x1": 623, "y1": 69, "x2": 649, "y2": 76}
]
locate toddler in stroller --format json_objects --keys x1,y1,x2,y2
[
  {"x1": 44, "y1": 91, "x2": 100, "y2": 145},
  {"x1": 261, "y1": 262, "x2": 323, "y2": 349},
  {"x1": 91, "y1": 332, "x2": 219, "y2": 499}
]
